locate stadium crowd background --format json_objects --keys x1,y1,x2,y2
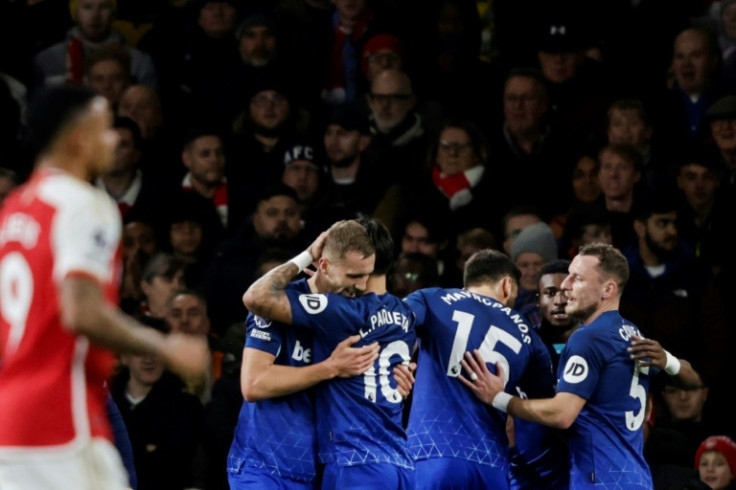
[{"x1": 2, "y1": 0, "x2": 736, "y2": 488}]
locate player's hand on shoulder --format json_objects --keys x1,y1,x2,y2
[
  {"x1": 329, "y1": 334, "x2": 380, "y2": 378},
  {"x1": 627, "y1": 335, "x2": 665, "y2": 369},
  {"x1": 459, "y1": 350, "x2": 505, "y2": 405}
]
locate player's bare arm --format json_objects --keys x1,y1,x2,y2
[
  {"x1": 628, "y1": 334, "x2": 701, "y2": 388},
  {"x1": 458, "y1": 349, "x2": 585, "y2": 429},
  {"x1": 60, "y1": 276, "x2": 209, "y2": 381},
  {"x1": 243, "y1": 232, "x2": 329, "y2": 323},
  {"x1": 241, "y1": 335, "x2": 379, "y2": 401}
]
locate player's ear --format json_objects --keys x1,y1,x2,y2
[
  {"x1": 601, "y1": 279, "x2": 617, "y2": 299},
  {"x1": 317, "y1": 256, "x2": 329, "y2": 275}
]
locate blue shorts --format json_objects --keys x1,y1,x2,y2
[
  {"x1": 227, "y1": 466, "x2": 317, "y2": 490},
  {"x1": 415, "y1": 458, "x2": 509, "y2": 490},
  {"x1": 321, "y1": 463, "x2": 414, "y2": 490}
]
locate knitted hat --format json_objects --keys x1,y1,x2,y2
[
  {"x1": 695, "y1": 435, "x2": 736, "y2": 476},
  {"x1": 510, "y1": 222, "x2": 558, "y2": 262},
  {"x1": 361, "y1": 33, "x2": 404, "y2": 75}
]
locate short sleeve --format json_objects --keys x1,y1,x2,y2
[
  {"x1": 245, "y1": 313, "x2": 284, "y2": 356},
  {"x1": 47, "y1": 181, "x2": 121, "y2": 285}
]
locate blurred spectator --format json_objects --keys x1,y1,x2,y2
[
  {"x1": 705, "y1": 94, "x2": 736, "y2": 191},
  {"x1": 675, "y1": 151, "x2": 732, "y2": 280},
  {"x1": 409, "y1": 0, "x2": 492, "y2": 124},
  {"x1": 32, "y1": 0, "x2": 157, "y2": 90},
  {"x1": 398, "y1": 212, "x2": 455, "y2": 287},
  {"x1": 509, "y1": 221, "x2": 559, "y2": 329},
  {"x1": 96, "y1": 116, "x2": 167, "y2": 226},
  {"x1": 534, "y1": 14, "x2": 613, "y2": 146},
  {"x1": 488, "y1": 67, "x2": 577, "y2": 220},
  {"x1": 116, "y1": 84, "x2": 183, "y2": 187},
  {"x1": 659, "y1": 25, "x2": 727, "y2": 147},
  {"x1": 117, "y1": 84, "x2": 164, "y2": 141},
  {"x1": 560, "y1": 203, "x2": 613, "y2": 260},
  {"x1": 406, "y1": 118, "x2": 502, "y2": 239},
  {"x1": 230, "y1": 78, "x2": 306, "y2": 226},
  {"x1": 165, "y1": 289, "x2": 216, "y2": 403},
  {"x1": 388, "y1": 251, "x2": 441, "y2": 298},
  {"x1": 200, "y1": 184, "x2": 306, "y2": 335},
  {"x1": 620, "y1": 188, "x2": 730, "y2": 430},
  {"x1": 364, "y1": 69, "x2": 432, "y2": 230},
  {"x1": 321, "y1": 0, "x2": 391, "y2": 105},
  {"x1": 594, "y1": 143, "x2": 644, "y2": 249},
  {"x1": 360, "y1": 33, "x2": 404, "y2": 89},
  {"x1": 317, "y1": 102, "x2": 387, "y2": 220},
  {"x1": 139, "y1": 252, "x2": 187, "y2": 320},
  {"x1": 170, "y1": 0, "x2": 241, "y2": 123},
  {"x1": 280, "y1": 138, "x2": 329, "y2": 234},
  {"x1": 649, "y1": 370, "x2": 717, "y2": 467},
  {"x1": 164, "y1": 192, "x2": 219, "y2": 287},
  {"x1": 454, "y1": 227, "x2": 498, "y2": 273},
  {"x1": 501, "y1": 205, "x2": 543, "y2": 256},
  {"x1": 179, "y1": 127, "x2": 229, "y2": 233},
  {"x1": 110, "y1": 316, "x2": 205, "y2": 490},
  {"x1": 83, "y1": 44, "x2": 132, "y2": 109},
  {"x1": 606, "y1": 98, "x2": 674, "y2": 190},
  {"x1": 120, "y1": 220, "x2": 159, "y2": 315},
  {"x1": 695, "y1": 435, "x2": 736, "y2": 490},
  {"x1": 570, "y1": 150, "x2": 602, "y2": 205}
]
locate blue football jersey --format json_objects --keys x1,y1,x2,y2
[
  {"x1": 403, "y1": 288, "x2": 534, "y2": 473},
  {"x1": 509, "y1": 328, "x2": 570, "y2": 489},
  {"x1": 557, "y1": 311, "x2": 653, "y2": 489},
  {"x1": 228, "y1": 279, "x2": 318, "y2": 483},
  {"x1": 286, "y1": 289, "x2": 417, "y2": 470}
]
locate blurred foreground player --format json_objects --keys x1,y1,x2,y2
[{"x1": 0, "y1": 85, "x2": 208, "y2": 490}]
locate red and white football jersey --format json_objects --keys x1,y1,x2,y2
[{"x1": 0, "y1": 168, "x2": 122, "y2": 453}]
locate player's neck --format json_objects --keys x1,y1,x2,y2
[
  {"x1": 465, "y1": 284, "x2": 503, "y2": 304},
  {"x1": 38, "y1": 155, "x2": 91, "y2": 182},
  {"x1": 366, "y1": 275, "x2": 386, "y2": 295}
]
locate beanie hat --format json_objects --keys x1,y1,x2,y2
[
  {"x1": 70, "y1": 0, "x2": 117, "y2": 21},
  {"x1": 361, "y1": 33, "x2": 404, "y2": 75},
  {"x1": 510, "y1": 222, "x2": 558, "y2": 262},
  {"x1": 695, "y1": 435, "x2": 736, "y2": 476}
]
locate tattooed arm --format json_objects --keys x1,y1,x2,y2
[{"x1": 242, "y1": 232, "x2": 327, "y2": 324}]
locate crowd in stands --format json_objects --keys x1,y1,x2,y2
[{"x1": 3, "y1": 0, "x2": 736, "y2": 488}]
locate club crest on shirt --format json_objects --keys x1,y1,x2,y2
[
  {"x1": 254, "y1": 315, "x2": 272, "y2": 329},
  {"x1": 93, "y1": 229, "x2": 108, "y2": 248},
  {"x1": 298, "y1": 294, "x2": 328, "y2": 314},
  {"x1": 562, "y1": 355, "x2": 588, "y2": 383}
]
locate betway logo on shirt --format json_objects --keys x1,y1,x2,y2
[{"x1": 292, "y1": 340, "x2": 312, "y2": 363}]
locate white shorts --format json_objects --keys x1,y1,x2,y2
[{"x1": 0, "y1": 438, "x2": 130, "y2": 490}]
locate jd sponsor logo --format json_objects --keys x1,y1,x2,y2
[
  {"x1": 299, "y1": 294, "x2": 328, "y2": 314},
  {"x1": 563, "y1": 355, "x2": 588, "y2": 383}
]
